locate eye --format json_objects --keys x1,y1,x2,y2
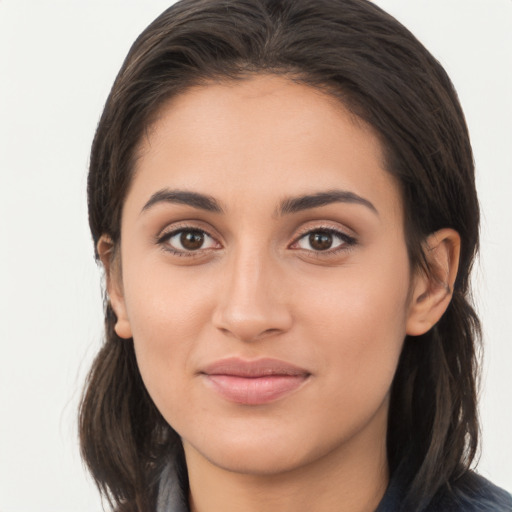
[
  {"x1": 293, "y1": 228, "x2": 355, "y2": 252},
  {"x1": 160, "y1": 228, "x2": 218, "y2": 253}
]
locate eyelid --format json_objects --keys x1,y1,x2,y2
[
  {"x1": 291, "y1": 220, "x2": 356, "y2": 241},
  {"x1": 156, "y1": 219, "x2": 221, "y2": 241}
]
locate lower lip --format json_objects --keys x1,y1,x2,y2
[{"x1": 204, "y1": 374, "x2": 309, "y2": 405}]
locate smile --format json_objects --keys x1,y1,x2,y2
[{"x1": 200, "y1": 357, "x2": 311, "y2": 405}]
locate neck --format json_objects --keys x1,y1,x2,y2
[{"x1": 183, "y1": 406, "x2": 389, "y2": 512}]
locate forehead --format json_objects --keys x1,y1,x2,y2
[
  {"x1": 128, "y1": 74, "x2": 402, "y2": 223},
  {"x1": 139, "y1": 74, "x2": 381, "y2": 163}
]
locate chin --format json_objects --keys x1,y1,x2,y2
[
  {"x1": 195, "y1": 443, "x2": 313, "y2": 476},
  {"x1": 182, "y1": 422, "x2": 343, "y2": 478}
]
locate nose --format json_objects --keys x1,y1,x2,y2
[{"x1": 212, "y1": 248, "x2": 293, "y2": 342}]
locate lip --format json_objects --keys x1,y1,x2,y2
[{"x1": 200, "y1": 357, "x2": 311, "y2": 405}]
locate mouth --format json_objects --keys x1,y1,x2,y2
[{"x1": 200, "y1": 357, "x2": 311, "y2": 405}]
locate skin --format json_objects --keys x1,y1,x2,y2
[{"x1": 101, "y1": 75, "x2": 460, "y2": 512}]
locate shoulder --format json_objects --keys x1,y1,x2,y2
[
  {"x1": 377, "y1": 467, "x2": 512, "y2": 512},
  {"x1": 427, "y1": 471, "x2": 512, "y2": 512}
]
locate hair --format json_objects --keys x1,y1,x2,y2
[{"x1": 80, "y1": 1, "x2": 481, "y2": 511}]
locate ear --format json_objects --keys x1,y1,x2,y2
[
  {"x1": 406, "y1": 228, "x2": 461, "y2": 336},
  {"x1": 97, "y1": 235, "x2": 133, "y2": 339}
]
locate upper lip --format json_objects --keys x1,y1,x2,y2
[{"x1": 200, "y1": 357, "x2": 310, "y2": 378}]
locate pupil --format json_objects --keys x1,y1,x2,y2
[
  {"x1": 309, "y1": 232, "x2": 332, "y2": 251},
  {"x1": 180, "y1": 231, "x2": 204, "y2": 250}
]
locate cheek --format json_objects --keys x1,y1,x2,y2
[
  {"x1": 295, "y1": 256, "x2": 411, "y2": 396},
  {"x1": 123, "y1": 252, "x2": 217, "y2": 337},
  {"x1": 122, "y1": 264, "x2": 216, "y2": 408}
]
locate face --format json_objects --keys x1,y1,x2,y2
[{"x1": 110, "y1": 75, "x2": 420, "y2": 476}]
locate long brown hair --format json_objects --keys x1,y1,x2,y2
[{"x1": 80, "y1": 1, "x2": 480, "y2": 510}]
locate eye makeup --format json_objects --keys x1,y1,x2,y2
[
  {"x1": 155, "y1": 224, "x2": 221, "y2": 258},
  {"x1": 154, "y1": 220, "x2": 358, "y2": 261}
]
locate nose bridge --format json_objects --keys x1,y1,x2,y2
[{"x1": 212, "y1": 243, "x2": 291, "y2": 341}]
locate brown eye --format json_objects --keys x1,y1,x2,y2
[
  {"x1": 180, "y1": 230, "x2": 205, "y2": 250},
  {"x1": 309, "y1": 231, "x2": 333, "y2": 251}
]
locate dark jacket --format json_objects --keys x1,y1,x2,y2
[
  {"x1": 375, "y1": 465, "x2": 512, "y2": 511},
  {"x1": 157, "y1": 458, "x2": 512, "y2": 511}
]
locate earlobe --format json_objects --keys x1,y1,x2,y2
[
  {"x1": 406, "y1": 228, "x2": 461, "y2": 336},
  {"x1": 97, "y1": 235, "x2": 133, "y2": 340}
]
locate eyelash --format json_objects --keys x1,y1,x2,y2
[{"x1": 156, "y1": 224, "x2": 357, "y2": 258}]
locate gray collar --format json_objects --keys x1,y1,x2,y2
[{"x1": 156, "y1": 457, "x2": 189, "y2": 512}]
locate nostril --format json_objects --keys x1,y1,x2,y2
[
  {"x1": 261, "y1": 328, "x2": 282, "y2": 337},
  {"x1": 215, "y1": 325, "x2": 284, "y2": 343}
]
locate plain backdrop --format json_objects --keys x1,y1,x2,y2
[{"x1": 0, "y1": 1, "x2": 511, "y2": 510}]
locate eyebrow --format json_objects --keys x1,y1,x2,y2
[
  {"x1": 141, "y1": 188, "x2": 378, "y2": 216},
  {"x1": 277, "y1": 190, "x2": 378, "y2": 216},
  {"x1": 141, "y1": 189, "x2": 224, "y2": 214}
]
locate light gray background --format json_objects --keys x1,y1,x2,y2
[{"x1": 0, "y1": 1, "x2": 510, "y2": 510}]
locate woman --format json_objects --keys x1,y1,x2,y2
[{"x1": 79, "y1": 0, "x2": 512, "y2": 510}]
